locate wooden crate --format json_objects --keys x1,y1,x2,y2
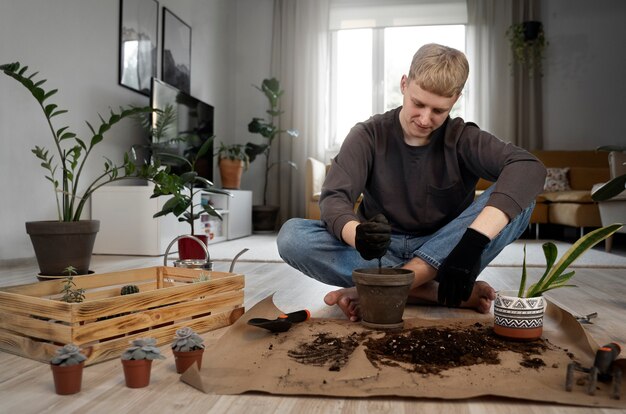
[{"x1": 0, "y1": 266, "x2": 244, "y2": 365}]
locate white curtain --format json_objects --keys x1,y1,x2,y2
[
  {"x1": 270, "y1": 0, "x2": 330, "y2": 222},
  {"x1": 466, "y1": 0, "x2": 543, "y2": 149}
]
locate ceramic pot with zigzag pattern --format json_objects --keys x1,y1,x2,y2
[{"x1": 493, "y1": 290, "x2": 546, "y2": 341}]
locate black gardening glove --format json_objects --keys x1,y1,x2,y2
[
  {"x1": 355, "y1": 214, "x2": 391, "y2": 261},
  {"x1": 437, "y1": 228, "x2": 490, "y2": 307}
]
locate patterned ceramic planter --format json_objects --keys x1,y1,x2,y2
[{"x1": 493, "y1": 290, "x2": 545, "y2": 341}]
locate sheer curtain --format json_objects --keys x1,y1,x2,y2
[
  {"x1": 270, "y1": 0, "x2": 330, "y2": 221},
  {"x1": 466, "y1": 0, "x2": 543, "y2": 149}
]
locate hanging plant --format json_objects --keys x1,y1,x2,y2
[{"x1": 506, "y1": 21, "x2": 548, "y2": 76}]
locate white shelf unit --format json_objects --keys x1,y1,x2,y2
[{"x1": 91, "y1": 185, "x2": 252, "y2": 255}]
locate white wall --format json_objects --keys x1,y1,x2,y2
[
  {"x1": 541, "y1": 0, "x2": 626, "y2": 149},
  {"x1": 0, "y1": 0, "x2": 252, "y2": 260}
]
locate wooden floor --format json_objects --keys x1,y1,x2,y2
[{"x1": 0, "y1": 253, "x2": 625, "y2": 414}]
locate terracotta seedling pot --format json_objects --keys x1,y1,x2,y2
[
  {"x1": 352, "y1": 268, "x2": 414, "y2": 330},
  {"x1": 50, "y1": 362, "x2": 84, "y2": 395},
  {"x1": 493, "y1": 290, "x2": 545, "y2": 341},
  {"x1": 173, "y1": 348, "x2": 205, "y2": 374},
  {"x1": 121, "y1": 359, "x2": 153, "y2": 388}
]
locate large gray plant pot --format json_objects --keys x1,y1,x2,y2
[{"x1": 25, "y1": 220, "x2": 100, "y2": 276}]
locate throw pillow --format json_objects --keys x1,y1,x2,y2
[{"x1": 544, "y1": 167, "x2": 571, "y2": 192}]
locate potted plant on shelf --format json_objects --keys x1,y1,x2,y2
[
  {"x1": 152, "y1": 136, "x2": 231, "y2": 259},
  {"x1": 171, "y1": 326, "x2": 205, "y2": 373},
  {"x1": 493, "y1": 223, "x2": 622, "y2": 341},
  {"x1": 120, "y1": 337, "x2": 165, "y2": 388},
  {"x1": 217, "y1": 142, "x2": 249, "y2": 190},
  {"x1": 50, "y1": 343, "x2": 87, "y2": 395},
  {"x1": 0, "y1": 62, "x2": 168, "y2": 276},
  {"x1": 244, "y1": 78, "x2": 299, "y2": 232},
  {"x1": 505, "y1": 21, "x2": 548, "y2": 76}
]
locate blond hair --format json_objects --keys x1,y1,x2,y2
[{"x1": 408, "y1": 43, "x2": 469, "y2": 97}]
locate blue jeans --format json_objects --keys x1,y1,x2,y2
[{"x1": 277, "y1": 185, "x2": 533, "y2": 288}]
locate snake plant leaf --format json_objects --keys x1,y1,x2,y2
[
  {"x1": 518, "y1": 244, "x2": 528, "y2": 297},
  {"x1": 524, "y1": 224, "x2": 622, "y2": 297}
]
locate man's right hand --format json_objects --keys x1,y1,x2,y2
[{"x1": 355, "y1": 213, "x2": 391, "y2": 260}]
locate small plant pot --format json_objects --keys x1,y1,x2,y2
[
  {"x1": 121, "y1": 359, "x2": 153, "y2": 388},
  {"x1": 352, "y1": 268, "x2": 414, "y2": 330},
  {"x1": 219, "y1": 158, "x2": 244, "y2": 189},
  {"x1": 51, "y1": 362, "x2": 84, "y2": 395},
  {"x1": 493, "y1": 290, "x2": 545, "y2": 341},
  {"x1": 172, "y1": 348, "x2": 205, "y2": 374},
  {"x1": 178, "y1": 235, "x2": 208, "y2": 260}
]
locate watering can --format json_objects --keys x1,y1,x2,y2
[{"x1": 163, "y1": 235, "x2": 248, "y2": 273}]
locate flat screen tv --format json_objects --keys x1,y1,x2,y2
[{"x1": 150, "y1": 77, "x2": 214, "y2": 183}]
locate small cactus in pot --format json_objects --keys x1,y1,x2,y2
[
  {"x1": 50, "y1": 344, "x2": 87, "y2": 395},
  {"x1": 120, "y1": 337, "x2": 164, "y2": 388},
  {"x1": 120, "y1": 285, "x2": 140, "y2": 295},
  {"x1": 171, "y1": 327, "x2": 205, "y2": 374}
]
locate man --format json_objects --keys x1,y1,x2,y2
[{"x1": 277, "y1": 43, "x2": 546, "y2": 321}]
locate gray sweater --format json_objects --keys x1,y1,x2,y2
[{"x1": 320, "y1": 107, "x2": 546, "y2": 240}]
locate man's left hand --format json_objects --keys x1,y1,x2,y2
[{"x1": 437, "y1": 228, "x2": 491, "y2": 307}]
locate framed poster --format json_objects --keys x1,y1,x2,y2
[
  {"x1": 119, "y1": 0, "x2": 158, "y2": 96},
  {"x1": 162, "y1": 8, "x2": 191, "y2": 93}
]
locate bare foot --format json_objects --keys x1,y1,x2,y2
[
  {"x1": 461, "y1": 281, "x2": 496, "y2": 313},
  {"x1": 324, "y1": 287, "x2": 360, "y2": 321}
]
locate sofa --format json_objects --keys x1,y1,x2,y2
[
  {"x1": 477, "y1": 150, "x2": 610, "y2": 237},
  {"x1": 306, "y1": 151, "x2": 611, "y2": 237}
]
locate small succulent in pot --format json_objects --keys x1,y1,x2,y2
[
  {"x1": 120, "y1": 285, "x2": 140, "y2": 295},
  {"x1": 51, "y1": 344, "x2": 87, "y2": 366},
  {"x1": 121, "y1": 337, "x2": 165, "y2": 361},
  {"x1": 171, "y1": 327, "x2": 205, "y2": 352}
]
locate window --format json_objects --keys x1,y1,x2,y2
[{"x1": 329, "y1": 25, "x2": 466, "y2": 150}]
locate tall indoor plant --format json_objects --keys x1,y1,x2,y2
[
  {"x1": 245, "y1": 78, "x2": 299, "y2": 232},
  {"x1": 1, "y1": 62, "x2": 168, "y2": 275},
  {"x1": 494, "y1": 224, "x2": 622, "y2": 340}
]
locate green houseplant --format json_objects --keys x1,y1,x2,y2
[
  {"x1": 494, "y1": 224, "x2": 623, "y2": 340},
  {"x1": 120, "y1": 337, "x2": 165, "y2": 388},
  {"x1": 245, "y1": 78, "x2": 299, "y2": 232},
  {"x1": 591, "y1": 145, "x2": 626, "y2": 202},
  {"x1": 171, "y1": 326, "x2": 205, "y2": 373},
  {"x1": 505, "y1": 21, "x2": 548, "y2": 76},
  {"x1": 50, "y1": 344, "x2": 87, "y2": 395},
  {"x1": 0, "y1": 62, "x2": 168, "y2": 275},
  {"x1": 152, "y1": 136, "x2": 231, "y2": 259},
  {"x1": 217, "y1": 142, "x2": 249, "y2": 189}
]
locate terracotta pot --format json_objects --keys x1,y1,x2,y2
[
  {"x1": 26, "y1": 220, "x2": 99, "y2": 276},
  {"x1": 252, "y1": 205, "x2": 279, "y2": 233},
  {"x1": 121, "y1": 359, "x2": 153, "y2": 388},
  {"x1": 50, "y1": 362, "x2": 84, "y2": 395},
  {"x1": 493, "y1": 290, "x2": 546, "y2": 341},
  {"x1": 178, "y1": 235, "x2": 208, "y2": 260},
  {"x1": 219, "y1": 158, "x2": 244, "y2": 189},
  {"x1": 173, "y1": 348, "x2": 205, "y2": 374},
  {"x1": 352, "y1": 268, "x2": 414, "y2": 330}
]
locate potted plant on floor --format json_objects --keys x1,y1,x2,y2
[
  {"x1": 171, "y1": 326, "x2": 205, "y2": 373},
  {"x1": 244, "y1": 78, "x2": 299, "y2": 232},
  {"x1": 152, "y1": 136, "x2": 231, "y2": 259},
  {"x1": 494, "y1": 223, "x2": 622, "y2": 341},
  {"x1": 0, "y1": 62, "x2": 168, "y2": 276},
  {"x1": 120, "y1": 337, "x2": 165, "y2": 388},
  {"x1": 217, "y1": 142, "x2": 249, "y2": 190},
  {"x1": 50, "y1": 344, "x2": 87, "y2": 395}
]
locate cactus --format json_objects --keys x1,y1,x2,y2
[
  {"x1": 171, "y1": 327, "x2": 205, "y2": 352},
  {"x1": 50, "y1": 344, "x2": 87, "y2": 366},
  {"x1": 120, "y1": 285, "x2": 139, "y2": 295},
  {"x1": 121, "y1": 337, "x2": 165, "y2": 361}
]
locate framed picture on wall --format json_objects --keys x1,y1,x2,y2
[
  {"x1": 119, "y1": 0, "x2": 159, "y2": 96},
  {"x1": 162, "y1": 8, "x2": 191, "y2": 93}
]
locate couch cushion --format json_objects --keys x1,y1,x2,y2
[
  {"x1": 549, "y1": 203, "x2": 602, "y2": 227},
  {"x1": 541, "y1": 190, "x2": 594, "y2": 203},
  {"x1": 544, "y1": 167, "x2": 571, "y2": 191},
  {"x1": 569, "y1": 167, "x2": 610, "y2": 190}
]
